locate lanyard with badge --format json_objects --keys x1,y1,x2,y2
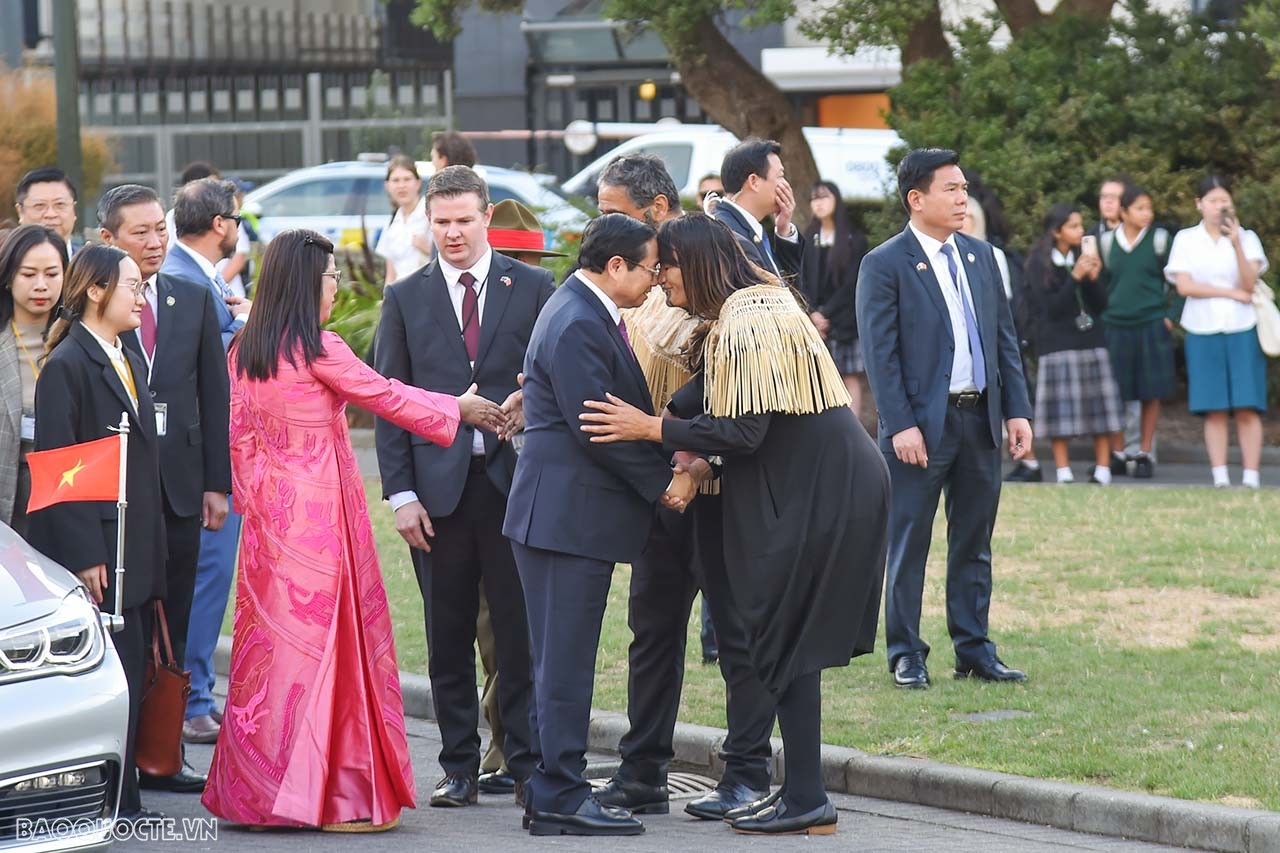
[{"x1": 13, "y1": 321, "x2": 39, "y2": 442}]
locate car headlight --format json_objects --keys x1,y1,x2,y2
[{"x1": 0, "y1": 589, "x2": 106, "y2": 685}]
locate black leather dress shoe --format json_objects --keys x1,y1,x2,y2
[
  {"x1": 893, "y1": 652, "x2": 929, "y2": 689},
  {"x1": 478, "y1": 770, "x2": 516, "y2": 794},
  {"x1": 731, "y1": 798, "x2": 837, "y2": 835},
  {"x1": 685, "y1": 782, "x2": 771, "y2": 820},
  {"x1": 593, "y1": 776, "x2": 669, "y2": 814},
  {"x1": 1004, "y1": 461, "x2": 1044, "y2": 482},
  {"x1": 955, "y1": 657, "x2": 1027, "y2": 683},
  {"x1": 721, "y1": 788, "x2": 781, "y2": 822},
  {"x1": 429, "y1": 774, "x2": 478, "y2": 807},
  {"x1": 528, "y1": 796, "x2": 644, "y2": 836},
  {"x1": 138, "y1": 764, "x2": 207, "y2": 793}
]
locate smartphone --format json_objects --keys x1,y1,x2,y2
[
  {"x1": 1081, "y1": 235, "x2": 1098, "y2": 257},
  {"x1": 1220, "y1": 208, "x2": 1236, "y2": 229}
]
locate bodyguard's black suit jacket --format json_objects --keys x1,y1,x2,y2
[
  {"x1": 121, "y1": 273, "x2": 231, "y2": 518},
  {"x1": 28, "y1": 323, "x2": 167, "y2": 612},
  {"x1": 712, "y1": 202, "x2": 803, "y2": 282},
  {"x1": 375, "y1": 252, "x2": 556, "y2": 518},
  {"x1": 503, "y1": 275, "x2": 673, "y2": 564},
  {"x1": 856, "y1": 227, "x2": 1033, "y2": 455}
]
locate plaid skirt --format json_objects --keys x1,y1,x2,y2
[
  {"x1": 827, "y1": 338, "x2": 864, "y2": 375},
  {"x1": 1034, "y1": 347, "x2": 1125, "y2": 438},
  {"x1": 1105, "y1": 319, "x2": 1176, "y2": 401}
]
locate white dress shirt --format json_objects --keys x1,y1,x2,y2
[
  {"x1": 576, "y1": 270, "x2": 622, "y2": 325},
  {"x1": 909, "y1": 224, "x2": 980, "y2": 393},
  {"x1": 82, "y1": 322, "x2": 138, "y2": 412},
  {"x1": 387, "y1": 248, "x2": 494, "y2": 513},
  {"x1": 173, "y1": 240, "x2": 247, "y2": 328},
  {"x1": 1165, "y1": 222, "x2": 1269, "y2": 335}
]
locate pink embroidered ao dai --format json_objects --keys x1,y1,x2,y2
[{"x1": 202, "y1": 332, "x2": 459, "y2": 827}]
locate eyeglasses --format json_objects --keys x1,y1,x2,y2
[
  {"x1": 23, "y1": 200, "x2": 73, "y2": 215},
  {"x1": 322, "y1": 269, "x2": 343, "y2": 285},
  {"x1": 218, "y1": 212, "x2": 243, "y2": 225},
  {"x1": 632, "y1": 263, "x2": 661, "y2": 280}
]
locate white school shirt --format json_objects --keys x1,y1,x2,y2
[{"x1": 1164, "y1": 223, "x2": 1268, "y2": 335}]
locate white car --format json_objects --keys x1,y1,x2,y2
[
  {"x1": 0, "y1": 523, "x2": 128, "y2": 852},
  {"x1": 562, "y1": 126, "x2": 903, "y2": 204},
  {"x1": 241, "y1": 161, "x2": 589, "y2": 248}
]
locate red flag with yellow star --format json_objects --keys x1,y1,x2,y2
[{"x1": 26, "y1": 436, "x2": 122, "y2": 513}]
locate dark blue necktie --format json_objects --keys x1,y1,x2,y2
[
  {"x1": 940, "y1": 244, "x2": 987, "y2": 392},
  {"x1": 758, "y1": 231, "x2": 779, "y2": 276}
]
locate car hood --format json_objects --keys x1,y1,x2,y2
[{"x1": 0, "y1": 523, "x2": 82, "y2": 629}]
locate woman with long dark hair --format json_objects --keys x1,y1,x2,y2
[
  {"x1": 29, "y1": 244, "x2": 168, "y2": 827},
  {"x1": 579, "y1": 214, "x2": 889, "y2": 836},
  {"x1": 0, "y1": 224, "x2": 66, "y2": 532},
  {"x1": 801, "y1": 180, "x2": 869, "y2": 416},
  {"x1": 1024, "y1": 203, "x2": 1124, "y2": 484},
  {"x1": 203, "y1": 229, "x2": 503, "y2": 831}
]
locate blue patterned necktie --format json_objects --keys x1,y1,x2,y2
[
  {"x1": 939, "y1": 244, "x2": 987, "y2": 393},
  {"x1": 213, "y1": 273, "x2": 233, "y2": 300},
  {"x1": 758, "y1": 230, "x2": 779, "y2": 276}
]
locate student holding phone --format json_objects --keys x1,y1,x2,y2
[{"x1": 1165, "y1": 175, "x2": 1268, "y2": 488}]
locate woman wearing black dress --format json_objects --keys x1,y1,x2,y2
[{"x1": 580, "y1": 214, "x2": 890, "y2": 835}]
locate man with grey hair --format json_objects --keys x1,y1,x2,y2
[
  {"x1": 157, "y1": 176, "x2": 247, "y2": 753},
  {"x1": 376, "y1": 164, "x2": 553, "y2": 811},
  {"x1": 98, "y1": 183, "x2": 230, "y2": 798},
  {"x1": 597, "y1": 154, "x2": 682, "y2": 225}
]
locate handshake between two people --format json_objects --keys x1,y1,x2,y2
[{"x1": 455, "y1": 373, "x2": 526, "y2": 442}]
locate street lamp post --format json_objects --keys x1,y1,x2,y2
[{"x1": 52, "y1": 0, "x2": 84, "y2": 229}]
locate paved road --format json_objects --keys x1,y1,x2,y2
[{"x1": 116, "y1": 706, "x2": 1198, "y2": 853}]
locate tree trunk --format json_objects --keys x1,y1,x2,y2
[
  {"x1": 994, "y1": 0, "x2": 1047, "y2": 37},
  {"x1": 902, "y1": 2, "x2": 952, "y2": 66},
  {"x1": 1053, "y1": 0, "x2": 1117, "y2": 21},
  {"x1": 657, "y1": 14, "x2": 820, "y2": 221}
]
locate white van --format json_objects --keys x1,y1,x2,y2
[{"x1": 561, "y1": 126, "x2": 903, "y2": 204}]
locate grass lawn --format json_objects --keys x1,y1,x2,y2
[{"x1": 223, "y1": 480, "x2": 1280, "y2": 811}]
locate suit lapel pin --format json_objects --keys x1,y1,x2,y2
[
  {"x1": 916, "y1": 262, "x2": 928, "y2": 272},
  {"x1": 753, "y1": 234, "x2": 762, "y2": 243},
  {"x1": 501, "y1": 276, "x2": 512, "y2": 288},
  {"x1": 166, "y1": 296, "x2": 176, "y2": 306},
  {"x1": 966, "y1": 252, "x2": 976, "y2": 263}
]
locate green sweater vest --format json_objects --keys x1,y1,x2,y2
[{"x1": 1101, "y1": 227, "x2": 1178, "y2": 326}]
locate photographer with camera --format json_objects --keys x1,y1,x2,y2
[
  {"x1": 1024, "y1": 203, "x2": 1124, "y2": 484},
  {"x1": 1165, "y1": 175, "x2": 1269, "y2": 489}
]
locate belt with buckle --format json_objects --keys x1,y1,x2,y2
[{"x1": 948, "y1": 390, "x2": 985, "y2": 409}]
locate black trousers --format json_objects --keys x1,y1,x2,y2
[
  {"x1": 160, "y1": 507, "x2": 201, "y2": 670},
  {"x1": 884, "y1": 404, "x2": 1001, "y2": 669},
  {"x1": 617, "y1": 497, "x2": 775, "y2": 792},
  {"x1": 114, "y1": 604, "x2": 151, "y2": 814},
  {"x1": 511, "y1": 541, "x2": 612, "y2": 815},
  {"x1": 411, "y1": 464, "x2": 534, "y2": 781}
]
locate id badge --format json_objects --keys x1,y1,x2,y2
[
  {"x1": 20, "y1": 415, "x2": 35, "y2": 442},
  {"x1": 154, "y1": 403, "x2": 168, "y2": 437}
]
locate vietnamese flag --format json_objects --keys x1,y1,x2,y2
[{"x1": 26, "y1": 436, "x2": 122, "y2": 513}]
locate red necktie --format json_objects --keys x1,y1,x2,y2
[
  {"x1": 140, "y1": 294, "x2": 157, "y2": 359},
  {"x1": 617, "y1": 318, "x2": 633, "y2": 355},
  {"x1": 460, "y1": 271, "x2": 480, "y2": 361}
]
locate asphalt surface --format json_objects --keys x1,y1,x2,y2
[{"x1": 114, "y1": 703, "x2": 1198, "y2": 853}]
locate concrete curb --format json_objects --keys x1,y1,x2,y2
[{"x1": 213, "y1": 636, "x2": 1278, "y2": 851}]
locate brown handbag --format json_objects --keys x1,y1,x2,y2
[{"x1": 134, "y1": 600, "x2": 191, "y2": 778}]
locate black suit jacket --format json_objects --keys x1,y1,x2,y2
[
  {"x1": 712, "y1": 202, "x2": 803, "y2": 283},
  {"x1": 28, "y1": 323, "x2": 167, "y2": 612},
  {"x1": 375, "y1": 252, "x2": 556, "y2": 518},
  {"x1": 856, "y1": 227, "x2": 1033, "y2": 455},
  {"x1": 122, "y1": 273, "x2": 231, "y2": 518},
  {"x1": 798, "y1": 228, "x2": 869, "y2": 343},
  {"x1": 503, "y1": 274, "x2": 673, "y2": 564}
]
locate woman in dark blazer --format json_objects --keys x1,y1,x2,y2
[
  {"x1": 28, "y1": 244, "x2": 167, "y2": 827},
  {"x1": 800, "y1": 180, "x2": 869, "y2": 416},
  {"x1": 580, "y1": 215, "x2": 890, "y2": 836}
]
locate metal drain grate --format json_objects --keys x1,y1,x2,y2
[{"x1": 587, "y1": 771, "x2": 720, "y2": 800}]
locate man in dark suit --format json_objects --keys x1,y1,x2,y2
[
  {"x1": 156, "y1": 178, "x2": 246, "y2": 748},
  {"x1": 375, "y1": 166, "x2": 551, "y2": 810},
  {"x1": 99, "y1": 185, "x2": 230, "y2": 792},
  {"x1": 711, "y1": 138, "x2": 802, "y2": 282},
  {"x1": 592, "y1": 155, "x2": 776, "y2": 821},
  {"x1": 857, "y1": 148, "x2": 1034, "y2": 691},
  {"x1": 504, "y1": 214, "x2": 695, "y2": 836}
]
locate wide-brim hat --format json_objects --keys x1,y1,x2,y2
[{"x1": 488, "y1": 199, "x2": 568, "y2": 258}]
